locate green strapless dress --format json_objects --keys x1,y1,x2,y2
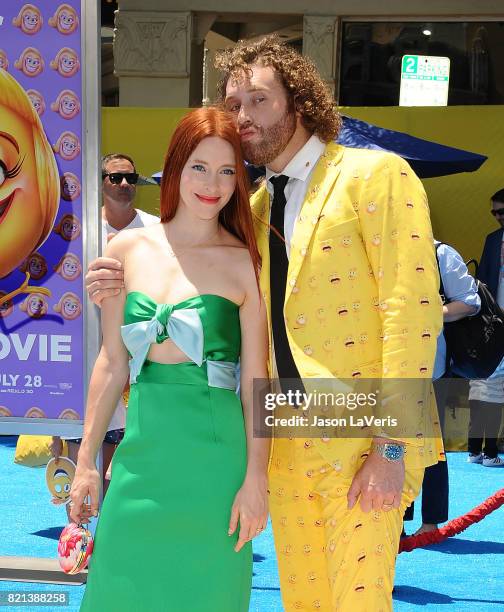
[{"x1": 80, "y1": 292, "x2": 251, "y2": 612}]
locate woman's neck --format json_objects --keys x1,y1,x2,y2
[{"x1": 166, "y1": 208, "x2": 221, "y2": 245}]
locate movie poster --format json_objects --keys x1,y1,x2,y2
[{"x1": 0, "y1": 1, "x2": 85, "y2": 426}]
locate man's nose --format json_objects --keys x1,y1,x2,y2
[
  {"x1": 120, "y1": 177, "x2": 130, "y2": 186},
  {"x1": 237, "y1": 105, "x2": 251, "y2": 125}
]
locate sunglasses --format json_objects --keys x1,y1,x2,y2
[
  {"x1": 102, "y1": 172, "x2": 139, "y2": 185},
  {"x1": 491, "y1": 208, "x2": 504, "y2": 217}
]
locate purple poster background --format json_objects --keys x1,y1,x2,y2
[{"x1": 0, "y1": 1, "x2": 84, "y2": 423}]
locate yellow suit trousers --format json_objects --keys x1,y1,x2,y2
[{"x1": 269, "y1": 438, "x2": 424, "y2": 611}]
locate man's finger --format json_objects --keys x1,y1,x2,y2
[
  {"x1": 88, "y1": 279, "x2": 124, "y2": 293},
  {"x1": 347, "y1": 479, "x2": 361, "y2": 509},
  {"x1": 382, "y1": 496, "x2": 395, "y2": 511},
  {"x1": 87, "y1": 257, "x2": 123, "y2": 272},
  {"x1": 359, "y1": 492, "x2": 373, "y2": 513},
  {"x1": 372, "y1": 493, "x2": 384, "y2": 511},
  {"x1": 90, "y1": 288, "x2": 121, "y2": 306}
]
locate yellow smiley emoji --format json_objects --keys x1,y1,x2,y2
[
  {"x1": 0, "y1": 71, "x2": 59, "y2": 280},
  {"x1": 46, "y1": 457, "x2": 76, "y2": 505}
]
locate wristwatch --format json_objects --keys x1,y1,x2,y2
[{"x1": 372, "y1": 442, "x2": 405, "y2": 462}]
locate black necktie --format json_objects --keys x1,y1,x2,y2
[{"x1": 269, "y1": 175, "x2": 302, "y2": 390}]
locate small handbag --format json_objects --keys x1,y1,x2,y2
[{"x1": 58, "y1": 522, "x2": 94, "y2": 574}]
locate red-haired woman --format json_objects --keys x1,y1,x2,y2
[{"x1": 71, "y1": 108, "x2": 269, "y2": 611}]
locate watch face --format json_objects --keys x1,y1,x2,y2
[{"x1": 385, "y1": 445, "x2": 403, "y2": 460}]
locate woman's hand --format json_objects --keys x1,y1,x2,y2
[
  {"x1": 50, "y1": 436, "x2": 63, "y2": 462},
  {"x1": 228, "y1": 473, "x2": 268, "y2": 552},
  {"x1": 69, "y1": 461, "x2": 101, "y2": 524}
]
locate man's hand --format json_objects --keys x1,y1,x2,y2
[
  {"x1": 85, "y1": 257, "x2": 124, "y2": 306},
  {"x1": 347, "y1": 449, "x2": 405, "y2": 513}
]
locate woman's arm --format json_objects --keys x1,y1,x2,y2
[
  {"x1": 228, "y1": 253, "x2": 270, "y2": 552},
  {"x1": 239, "y1": 268, "x2": 270, "y2": 479},
  {"x1": 70, "y1": 236, "x2": 130, "y2": 522}
]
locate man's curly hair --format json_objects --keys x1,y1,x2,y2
[{"x1": 215, "y1": 35, "x2": 341, "y2": 143}]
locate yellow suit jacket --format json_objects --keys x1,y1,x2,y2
[{"x1": 251, "y1": 142, "x2": 443, "y2": 472}]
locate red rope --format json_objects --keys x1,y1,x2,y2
[{"x1": 399, "y1": 488, "x2": 504, "y2": 553}]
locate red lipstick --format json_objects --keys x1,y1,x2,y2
[{"x1": 196, "y1": 194, "x2": 220, "y2": 205}]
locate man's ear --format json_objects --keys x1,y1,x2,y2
[{"x1": 293, "y1": 95, "x2": 305, "y2": 123}]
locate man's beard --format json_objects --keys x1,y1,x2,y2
[{"x1": 241, "y1": 109, "x2": 297, "y2": 166}]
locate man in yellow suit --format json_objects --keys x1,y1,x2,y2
[
  {"x1": 215, "y1": 36, "x2": 443, "y2": 611},
  {"x1": 87, "y1": 35, "x2": 443, "y2": 612}
]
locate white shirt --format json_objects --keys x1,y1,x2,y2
[
  {"x1": 469, "y1": 377, "x2": 504, "y2": 403},
  {"x1": 265, "y1": 136, "x2": 325, "y2": 379},
  {"x1": 102, "y1": 208, "x2": 159, "y2": 252},
  {"x1": 102, "y1": 208, "x2": 159, "y2": 431},
  {"x1": 266, "y1": 135, "x2": 326, "y2": 258}
]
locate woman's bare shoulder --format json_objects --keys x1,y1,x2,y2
[{"x1": 104, "y1": 225, "x2": 159, "y2": 260}]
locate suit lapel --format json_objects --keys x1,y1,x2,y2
[{"x1": 285, "y1": 143, "x2": 344, "y2": 304}]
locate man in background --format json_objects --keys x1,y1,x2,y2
[
  {"x1": 100, "y1": 153, "x2": 159, "y2": 244},
  {"x1": 467, "y1": 188, "x2": 504, "y2": 467},
  {"x1": 477, "y1": 188, "x2": 504, "y2": 301}
]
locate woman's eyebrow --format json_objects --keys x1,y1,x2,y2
[
  {"x1": 0, "y1": 131, "x2": 20, "y2": 153},
  {"x1": 192, "y1": 159, "x2": 236, "y2": 168}
]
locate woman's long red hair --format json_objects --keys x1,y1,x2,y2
[{"x1": 160, "y1": 107, "x2": 261, "y2": 285}]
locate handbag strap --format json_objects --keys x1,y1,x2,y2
[
  {"x1": 435, "y1": 242, "x2": 447, "y2": 304},
  {"x1": 435, "y1": 242, "x2": 453, "y2": 374}
]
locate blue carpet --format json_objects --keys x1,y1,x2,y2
[{"x1": 0, "y1": 436, "x2": 502, "y2": 611}]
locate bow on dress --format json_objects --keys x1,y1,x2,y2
[{"x1": 121, "y1": 304, "x2": 204, "y2": 384}]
